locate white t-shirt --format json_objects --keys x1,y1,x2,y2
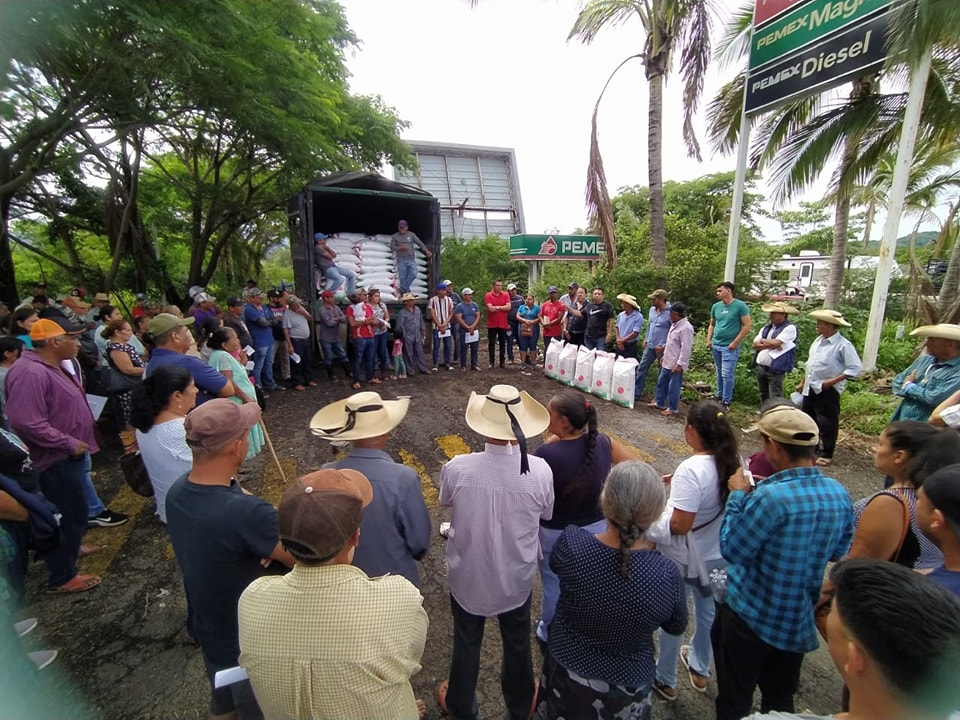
[
  {"x1": 136, "y1": 419, "x2": 192, "y2": 524},
  {"x1": 668, "y1": 454, "x2": 724, "y2": 561},
  {"x1": 753, "y1": 322, "x2": 797, "y2": 367}
]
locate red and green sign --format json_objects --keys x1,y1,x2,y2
[
  {"x1": 509, "y1": 235, "x2": 603, "y2": 261},
  {"x1": 753, "y1": 0, "x2": 808, "y2": 28},
  {"x1": 750, "y1": 0, "x2": 893, "y2": 71}
]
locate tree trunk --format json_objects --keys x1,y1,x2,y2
[
  {"x1": 648, "y1": 70, "x2": 667, "y2": 277},
  {"x1": 861, "y1": 199, "x2": 875, "y2": 249},
  {"x1": 824, "y1": 188, "x2": 851, "y2": 310},
  {"x1": 0, "y1": 192, "x2": 18, "y2": 309},
  {"x1": 937, "y1": 210, "x2": 960, "y2": 312}
]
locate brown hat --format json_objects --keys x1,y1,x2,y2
[
  {"x1": 648, "y1": 289, "x2": 669, "y2": 300},
  {"x1": 756, "y1": 405, "x2": 819, "y2": 447},
  {"x1": 184, "y1": 398, "x2": 261, "y2": 453},
  {"x1": 278, "y1": 469, "x2": 374, "y2": 562}
]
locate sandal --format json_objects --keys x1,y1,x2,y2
[
  {"x1": 816, "y1": 457, "x2": 833, "y2": 467},
  {"x1": 436, "y1": 680, "x2": 450, "y2": 716},
  {"x1": 79, "y1": 543, "x2": 103, "y2": 558},
  {"x1": 680, "y1": 645, "x2": 708, "y2": 693},
  {"x1": 661, "y1": 409, "x2": 676, "y2": 416},
  {"x1": 48, "y1": 574, "x2": 101, "y2": 594},
  {"x1": 653, "y1": 679, "x2": 677, "y2": 701},
  {"x1": 351, "y1": 382, "x2": 361, "y2": 390}
]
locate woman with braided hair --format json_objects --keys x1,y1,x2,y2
[
  {"x1": 534, "y1": 461, "x2": 687, "y2": 720},
  {"x1": 648, "y1": 400, "x2": 738, "y2": 700},
  {"x1": 533, "y1": 390, "x2": 638, "y2": 642}
]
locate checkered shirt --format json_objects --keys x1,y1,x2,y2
[
  {"x1": 720, "y1": 466, "x2": 853, "y2": 653},
  {"x1": 238, "y1": 564, "x2": 428, "y2": 720}
]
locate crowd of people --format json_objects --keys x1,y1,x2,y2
[{"x1": 2, "y1": 275, "x2": 960, "y2": 720}]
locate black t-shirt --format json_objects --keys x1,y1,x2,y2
[
  {"x1": 0, "y1": 429, "x2": 40, "y2": 492},
  {"x1": 584, "y1": 301, "x2": 615, "y2": 339},
  {"x1": 164, "y1": 475, "x2": 282, "y2": 667},
  {"x1": 534, "y1": 433, "x2": 612, "y2": 529},
  {"x1": 269, "y1": 305, "x2": 286, "y2": 341},
  {"x1": 508, "y1": 294, "x2": 523, "y2": 322}
]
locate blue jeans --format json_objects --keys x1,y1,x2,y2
[
  {"x1": 657, "y1": 579, "x2": 717, "y2": 687},
  {"x1": 459, "y1": 329, "x2": 479, "y2": 369},
  {"x1": 252, "y1": 343, "x2": 277, "y2": 389},
  {"x1": 635, "y1": 345, "x2": 660, "y2": 398},
  {"x1": 584, "y1": 336, "x2": 606, "y2": 351},
  {"x1": 351, "y1": 336, "x2": 375, "y2": 383},
  {"x1": 711, "y1": 343, "x2": 741, "y2": 405},
  {"x1": 38, "y1": 456, "x2": 88, "y2": 588},
  {"x1": 655, "y1": 366, "x2": 684, "y2": 412},
  {"x1": 397, "y1": 258, "x2": 417, "y2": 294},
  {"x1": 373, "y1": 332, "x2": 391, "y2": 377},
  {"x1": 537, "y1": 519, "x2": 606, "y2": 642},
  {"x1": 517, "y1": 326, "x2": 540, "y2": 355},
  {"x1": 320, "y1": 339, "x2": 348, "y2": 367},
  {"x1": 432, "y1": 330, "x2": 452, "y2": 367},
  {"x1": 82, "y1": 451, "x2": 106, "y2": 518},
  {"x1": 323, "y1": 266, "x2": 356, "y2": 296}
]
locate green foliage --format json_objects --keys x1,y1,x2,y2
[
  {"x1": 439, "y1": 236, "x2": 526, "y2": 299},
  {"x1": 840, "y1": 390, "x2": 901, "y2": 436}
]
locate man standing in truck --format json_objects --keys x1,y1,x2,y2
[{"x1": 391, "y1": 220, "x2": 432, "y2": 295}]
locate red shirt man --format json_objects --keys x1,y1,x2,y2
[
  {"x1": 349, "y1": 293, "x2": 375, "y2": 340},
  {"x1": 484, "y1": 280, "x2": 510, "y2": 330},
  {"x1": 540, "y1": 286, "x2": 565, "y2": 339}
]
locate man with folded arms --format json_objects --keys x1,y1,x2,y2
[
  {"x1": 239, "y1": 469, "x2": 428, "y2": 720},
  {"x1": 166, "y1": 399, "x2": 295, "y2": 720}
]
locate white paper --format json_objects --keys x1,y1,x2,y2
[
  {"x1": 86, "y1": 394, "x2": 108, "y2": 421},
  {"x1": 465, "y1": 331, "x2": 479, "y2": 343},
  {"x1": 438, "y1": 329, "x2": 451, "y2": 338},
  {"x1": 243, "y1": 345, "x2": 255, "y2": 356},
  {"x1": 289, "y1": 352, "x2": 301, "y2": 364},
  {"x1": 245, "y1": 361, "x2": 255, "y2": 371},
  {"x1": 214, "y1": 666, "x2": 249, "y2": 688}
]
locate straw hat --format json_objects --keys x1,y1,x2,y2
[
  {"x1": 910, "y1": 323, "x2": 960, "y2": 342},
  {"x1": 808, "y1": 309, "x2": 851, "y2": 327},
  {"x1": 309, "y1": 392, "x2": 410, "y2": 441},
  {"x1": 616, "y1": 293, "x2": 640, "y2": 310},
  {"x1": 761, "y1": 302, "x2": 799, "y2": 315},
  {"x1": 399, "y1": 292, "x2": 418, "y2": 302},
  {"x1": 464, "y1": 385, "x2": 549, "y2": 474}
]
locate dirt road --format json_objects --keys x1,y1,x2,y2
[{"x1": 16, "y1": 364, "x2": 878, "y2": 719}]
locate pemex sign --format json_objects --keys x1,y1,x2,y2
[
  {"x1": 509, "y1": 234, "x2": 604, "y2": 261},
  {"x1": 745, "y1": 0, "x2": 893, "y2": 114}
]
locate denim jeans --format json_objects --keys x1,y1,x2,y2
[
  {"x1": 432, "y1": 330, "x2": 452, "y2": 367},
  {"x1": 655, "y1": 366, "x2": 684, "y2": 412},
  {"x1": 447, "y1": 593, "x2": 534, "y2": 720},
  {"x1": 537, "y1": 520, "x2": 606, "y2": 642},
  {"x1": 517, "y1": 326, "x2": 540, "y2": 355},
  {"x1": 711, "y1": 343, "x2": 741, "y2": 405},
  {"x1": 397, "y1": 258, "x2": 417, "y2": 294},
  {"x1": 584, "y1": 336, "x2": 606, "y2": 351},
  {"x1": 635, "y1": 345, "x2": 660, "y2": 398},
  {"x1": 323, "y1": 266, "x2": 356, "y2": 296},
  {"x1": 373, "y1": 332, "x2": 391, "y2": 377},
  {"x1": 82, "y1": 451, "x2": 106, "y2": 518},
  {"x1": 459, "y1": 329, "x2": 479, "y2": 369},
  {"x1": 320, "y1": 339, "x2": 348, "y2": 366},
  {"x1": 252, "y1": 343, "x2": 276, "y2": 389},
  {"x1": 657, "y1": 579, "x2": 717, "y2": 687},
  {"x1": 351, "y1": 336, "x2": 374, "y2": 383},
  {"x1": 38, "y1": 455, "x2": 88, "y2": 588}
]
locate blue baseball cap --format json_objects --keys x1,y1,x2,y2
[{"x1": 314, "y1": 233, "x2": 328, "y2": 241}]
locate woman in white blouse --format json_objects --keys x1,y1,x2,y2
[{"x1": 129, "y1": 366, "x2": 197, "y2": 523}]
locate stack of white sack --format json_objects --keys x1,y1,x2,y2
[
  {"x1": 611, "y1": 356, "x2": 639, "y2": 409},
  {"x1": 544, "y1": 338, "x2": 564, "y2": 380},
  {"x1": 591, "y1": 351, "x2": 616, "y2": 401},
  {"x1": 557, "y1": 343, "x2": 579, "y2": 386}
]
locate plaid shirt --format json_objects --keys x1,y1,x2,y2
[
  {"x1": 720, "y1": 466, "x2": 853, "y2": 653},
  {"x1": 891, "y1": 352, "x2": 960, "y2": 421}
]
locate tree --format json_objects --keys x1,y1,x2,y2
[{"x1": 569, "y1": 0, "x2": 714, "y2": 276}]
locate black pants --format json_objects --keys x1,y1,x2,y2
[
  {"x1": 488, "y1": 328, "x2": 507, "y2": 366},
  {"x1": 801, "y1": 386, "x2": 840, "y2": 458},
  {"x1": 711, "y1": 603, "x2": 804, "y2": 720},
  {"x1": 289, "y1": 336, "x2": 313, "y2": 385},
  {"x1": 756, "y1": 365, "x2": 786, "y2": 403},
  {"x1": 617, "y1": 340, "x2": 638, "y2": 360},
  {"x1": 507, "y1": 320, "x2": 519, "y2": 361},
  {"x1": 446, "y1": 593, "x2": 534, "y2": 720}
]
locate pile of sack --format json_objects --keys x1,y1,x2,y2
[
  {"x1": 324, "y1": 233, "x2": 429, "y2": 301},
  {"x1": 543, "y1": 338, "x2": 638, "y2": 409}
]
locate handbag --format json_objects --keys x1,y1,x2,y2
[
  {"x1": 120, "y1": 452, "x2": 154, "y2": 498},
  {"x1": 100, "y1": 365, "x2": 141, "y2": 395},
  {"x1": 520, "y1": 322, "x2": 533, "y2": 337},
  {"x1": 815, "y1": 491, "x2": 911, "y2": 640}
]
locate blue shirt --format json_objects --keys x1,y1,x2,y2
[
  {"x1": 644, "y1": 304, "x2": 671, "y2": 347},
  {"x1": 243, "y1": 303, "x2": 275, "y2": 347},
  {"x1": 928, "y1": 565, "x2": 960, "y2": 597},
  {"x1": 145, "y1": 348, "x2": 227, "y2": 406},
  {"x1": 891, "y1": 352, "x2": 960, "y2": 422},
  {"x1": 721, "y1": 466, "x2": 853, "y2": 653},
  {"x1": 454, "y1": 301, "x2": 479, "y2": 329},
  {"x1": 324, "y1": 448, "x2": 430, "y2": 587},
  {"x1": 616, "y1": 310, "x2": 644, "y2": 342},
  {"x1": 517, "y1": 304, "x2": 540, "y2": 322},
  {"x1": 549, "y1": 526, "x2": 687, "y2": 687}
]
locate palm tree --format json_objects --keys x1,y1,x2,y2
[{"x1": 568, "y1": 0, "x2": 715, "y2": 274}]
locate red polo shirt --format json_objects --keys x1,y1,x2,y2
[{"x1": 484, "y1": 291, "x2": 510, "y2": 330}]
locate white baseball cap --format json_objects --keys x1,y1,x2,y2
[
  {"x1": 462, "y1": 287, "x2": 474, "y2": 296},
  {"x1": 507, "y1": 283, "x2": 518, "y2": 290}
]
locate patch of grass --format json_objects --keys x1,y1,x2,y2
[{"x1": 840, "y1": 388, "x2": 899, "y2": 436}]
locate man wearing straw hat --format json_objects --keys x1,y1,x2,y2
[
  {"x1": 890, "y1": 323, "x2": 960, "y2": 422},
  {"x1": 436, "y1": 385, "x2": 554, "y2": 720},
  {"x1": 751, "y1": 302, "x2": 799, "y2": 403},
  {"x1": 796, "y1": 309, "x2": 863, "y2": 467},
  {"x1": 614, "y1": 293, "x2": 644, "y2": 359},
  {"x1": 165, "y1": 399, "x2": 295, "y2": 720},
  {"x1": 238, "y1": 469, "x2": 429, "y2": 720},
  {"x1": 310, "y1": 392, "x2": 430, "y2": 587}
]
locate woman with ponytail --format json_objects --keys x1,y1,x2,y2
[
  {"x1": 533, "y1": 390, "x2": 638, "y2": 642},
  {"x1": 130, "y1": 366, "x2": 197, "y2": 523},
  {"x1": 649, "y1": 400, "x2": 739, "y2": 700},
  {"x1": 535, "y1": 461, "x2": 687, "y2": 720}
]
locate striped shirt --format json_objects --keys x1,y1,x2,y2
[
  {"x1": 428, "y1": 294, "x2": 454, "y2": 330},
  {"x1": 721, "y1": 466, "x2": 853, "y2": 653}
]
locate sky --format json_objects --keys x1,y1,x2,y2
[{"x1": 337, "y1": 0, "x2": 949, "y2": 247}]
